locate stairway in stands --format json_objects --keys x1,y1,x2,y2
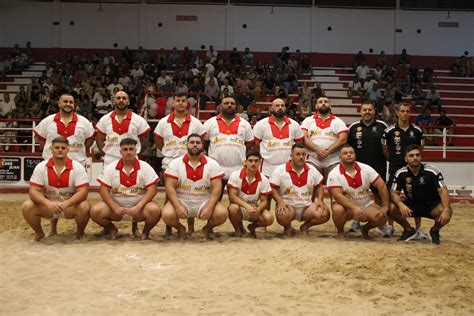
[{"x1": 0, "y1": 62, "x2": 45, "y2": 98}]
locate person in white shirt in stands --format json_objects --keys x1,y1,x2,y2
[
  {"x1": 0, "y1": 93, "x2": 16, "y2": 117},
  {"x1": 91, "y1": 138, "x2": 161, "y2": 240},
  {"x1": 22, "y1": 136, "x2": 90, "y2": 241},
  {"x1": 253, "y1": 98, "x2": 304, "y2": 178},
  {"x1": 227, "y1": 150, "x2": 273, "y2": 238},
  {"x1": 270, "y1": 143, "x2": 330, "y2": 237},
  {"x1": 162, "y1": 134, "x2": 227, "y2": 239},
  {"x1": 327, "y1": 144, "x2": 389, "y2": 240}
]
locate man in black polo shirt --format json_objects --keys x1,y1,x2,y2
[
  {"x1": 348, "y1": 102, "x2": 388, "y2": 234},
  {"x1": 382, "y1": 102, "x2": 424, "y2": 237},
  {"x1": 388, "y1": 145, "x2": 453, "y2": 244}
]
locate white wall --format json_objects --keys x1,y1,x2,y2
[{"x1": 0, "y1": 2, "x2": 473, "y2": 56}]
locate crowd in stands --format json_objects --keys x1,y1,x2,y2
[{"x1": 0, "y1": 43, "x2": 462, "y2": 151}]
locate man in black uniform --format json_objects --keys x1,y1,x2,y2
[
  {"x1": 382, "y1": 102, "x2": 424, "y2": 237},
  {"x1": 348, "y1": 102, "x2": 388, "y2": 234},
  {"x1": 388, "y1": 145, "x2": 453, "y2": 244}
]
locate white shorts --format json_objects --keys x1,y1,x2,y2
[
  {"x1": 182, "y1": 200, "x2": 208, "y2": 218},
  {"x1": 293, "y1": 205, "x2": 307, "y2": 221},
  {"x1": 307, "y1": 152, "x2": 339, "y2": 170}
]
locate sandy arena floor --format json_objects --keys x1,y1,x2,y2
[{"x1": 0, "y1": 193, "x2": 473, "y2": 315}]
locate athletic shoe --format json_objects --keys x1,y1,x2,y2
[
  {"x1": 430, "y1": 228, "x2": 441, "y2": 244},
  {"x1": 398, "y1": 228, "x2": 417, "y2": 242},
  {"x1": 378, "y1": 224, "x2": 391, "y2": 237},
  {"x1": 349, "y1": 220, "x2": 360, "y2": 232},
  {"x1": 415, "y1": 228, "x2": 428, "y2": 240},
  {"x1": 387, "y1": 225, "x2": 395, "y2": 236}
]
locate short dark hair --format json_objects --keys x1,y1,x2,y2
[
  {"x1": 220, "y1": 95, "x2": 236, "y2": 104},
  {"x1": 174, "y1": 93, "x2": 188, "y2": 99},
  {"x1": 404, "y1": 144, "x2": 421, "y2": 155},
  {"x1": 291, "y1": 143, "x2": 305, "y2": 152},
  {"x1": 51, "y1": 136, "x2": 69, "y2": 145},
  {"x1": 341, "y1": 143, "x2": 354, "y2": 151},
  {"x1": 187, "y1": 133, "x2": 202, "y2": 142},
  {"x1": 246, "y1": 150, "x2": 261, "y2": 160},
  {"x1": 120, "y1": 138, "x2": 137, "y2": 146}
]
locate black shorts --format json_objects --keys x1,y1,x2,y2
[{"x1": 404, "y1": 200, "x2": 441, "y2": 219}]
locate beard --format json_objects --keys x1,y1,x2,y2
[
  {"x1": 187, "y1": 147, "x2": 202, "y2": 156},
  {"x1": 222, "y1": 108, "x2": 236, "y2": 117},
  {"x1": 272, "y1": 111, "x2": 286, "y2": 119},
  {"x1": 318, "y1": 106, "x2": 330, "y2": 115}
]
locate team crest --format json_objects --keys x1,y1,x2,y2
[
  {"x1": 372, "y1": 126, "x2": 378, "y2": 132},
  {"x1": 357, "y1": 127, "x2": 363, "y2": 132},
  {"x1": 409, "y1": 131, "x2": 415, "y2": 137},
  {"x1": 419, "y1": 176, "x2": 425, "y2": 184},
  {"x1": 394, "y1": 131, "x2": 400, "y2": 136}
]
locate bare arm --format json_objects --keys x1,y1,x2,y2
[
  {"x1": 228, "y1": 187, "x2": 256, "y2": 212},
  {"x1": 61, "y1": 186, "x2": 88, "y2": 209},
  {"x1": 154, "y1": 135, "x2": 164, "y2": 151},
  {"x1": 373, "y1": 177, "x2": 389, "y2": 211},
  {"x1": 382, "y1": 144, "x2": 390, "y2": 161},
  {"x1": 438, "y1": 186, "x2": 452, "y2": 216},
  {"x1": 95, "y1": 131, "x2": 106, "y2": 153},
  {"x1": 390, "y1": 189, "x2": 412, "y2": 218},
  {"x1": 329, "y1": 187, "x2": 359, "y2": 212},
  {"x1": 207, "y1": 177, "x2": 223, "y2": 210},
  {"x1": 327, "y1": 132, "x2": 348, "y2": 154},
  {"x1": 303, "y1": 130, "x2": 320, "y2": 153},
  {"x1": 29, "y1": 185, "x2": 52, "y2": 208},
  {"x1": 165, "y1": 176, "x2": 181, "y2": 209},
  {"x1": 139, "y1": 133, "x2": 150, "y2": 154}
]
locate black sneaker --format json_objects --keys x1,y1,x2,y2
[
  {"x1": 398, "y1": 228, "x2": 417, "y2": 242},
  {"x1": 430, "y1": 228, "x2": 441, "y2": 244}
]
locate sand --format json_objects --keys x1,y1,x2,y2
[{"x1": 0, "y1": 193, "x2": 473, "y2": 315}]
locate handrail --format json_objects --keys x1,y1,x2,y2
[{"x1": 0, "y1": 118, "x2": 472, "y2": 159}]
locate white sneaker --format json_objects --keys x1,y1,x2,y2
[
  {"x1": 415, "y1": 228, "x2": 428, "y2": 240},
  {"x1": 349, "y1": 220, "x2": 360, "y2": 232}
]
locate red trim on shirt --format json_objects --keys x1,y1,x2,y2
[
  {"x1": 216, "y1": 114, "x2": 240, "y2": 135},
  {"x1": 75, "y1": 183, "x2": 90, "y2": 189},
  {"x1": 46, "y1": 158, "x2": 73, "y2": 188},
  {"x1": 313, "y1": 113, "x2": 336, "y2": 130},
  {"x1": 30, "y1": 181, "x2": 44, "y2": 188},
  {"x1": 326, "y1": 185, "x2": 343, "y2": 189},
  {"x1": 270, "y1": 183, "x2": 280, "y2": 189},
  {"x1": 210, "y1": 174, "x2": 225, "y2": 180},
  {"x1": 268, "y1": 116, "x2": 290, "y2": 139},
  {"x1": 97, "y1": 178, "x2": 111, "y2": 189},
  {"x1": 339, "y1": 162, "x2": 363, "y2": 189},
  {"x1": 111, "y1": 110, "x2": 132, "y2": 135},
  {"x1": 239, "y1": 168, "x2": 262, "y2": 195},
  {"x1": 183, "y1": 154, "x2": 207, "y2": 181},
  {"x1": 370, "y1": 175, "x2": 381, "y2": 185},
  {"x1": 145, "y1": 178, "x2": 159, "y2": 189},
  {"x1": 163, "y1": 172, "x2": 179, "y2": 180},
  {"x1": 285, "y1": 160, "x2": 309, "y2": 187},
  {"x1": 33, "y1": 130, "x2": 46, "y2": 140},
  {"x1": 54, "y1": 113, "x2": 78, "y2": 138},
  {"x1": 167, "y1": 112, "x2": 191, "y2": 138},
  {"x1": 116, "y1": 158, "x2": 141, "y2": 187}
]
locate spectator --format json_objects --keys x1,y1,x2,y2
[
  {"x1": 130, "y1": 63, "x2": 144, "y2": 78},
  {"x1": 206, "y1": 45, "x2": 218, "y2": 64},
  {"x1": 201, "y1": 78, "x2": 220, "y2": 108},
  {"x1": 0, "y1": 93, "x2": 16, "y2": 117},
  {"x1": 236, "y1": 85, "x2": 254, "y2": 111},
  {"x1": 355, "y1": 61, "x2": 370, "y2": 80},
  {"x1": 107, "y1": 77, "x2": 123, "y2": 95},
  {"x1": 425, "y1": 85, "x2": 442, "y2": 111},
  {"x1": 368, "y1": 84, "x2": 382, "y2": 111},
  {"x1": 398, "y1": 48, "x2": 411, "y2": 67},
  {"x1": 299, "y1": 81, "x2": 312, "y2": 106},
  {"x1": 168, "y1": 47, "x2": 181, "y2": 67},
  {"x1": 252, "y1": 75, "x2": 263, "y2": 100},
  {"x1": 134, "y1": 46, "x2": 148, "y2": 63},
  {"x1": 377, "y1": 50, "x2": 388, "y2": 71},
  {"x1": 236, "y1": 104, "x2": 249, "y2": 121},
  {"x1": 156, "y1": 70, "x2": 172, "y2": 88},
  {"x1": 229, "y1": 47, "x2": 242, "y2": 69},
  {"x1": 300, "y1": 55, "x2": 312, "y2": 74},
  {"x1": 353, "y1": 51, "x2": 366, "y2": 71},
  {"x1": 175, "y1": 79, "x2": 188, "y2": 95},
  {"x1": 278, "y1": 46, "x2": 290, "y2": 64},
  {"x1": 95, "y1": 94, "x2": 113, "y2": 119},
  {"x1": 242, "y1": 47, "x2": 254, "y2": 68},
  {"x1": 347, "y1": 75, "x2": 363, "y2": 99},
  {"x1": 416, "y1": 107, "x2": 434, "y2": 144},
  {"x1": 283, "y1": 67, "x2": 298, "y2": 93},
  {"x1": 411, "y1": 84, "x2": 427, "y2": 109},
  {"x1": 434, "y1": 109, "x2": 456, "y2": 145},
  {"x1": 311, "y1": 82, "x2": 325, "y2": 100},
  {"x1": 220, "y1": 78, "x2": 234, "y2": 96}
]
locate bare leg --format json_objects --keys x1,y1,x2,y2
[
  {"x1": 22, "y1": 200, "x2": 45, "y2": 241},
  {"x1": 162, "y1": 202, "x2": 186, "y2": 239},
  {"x1": 140, "y1": 202, "x2": 161, "y2": 240},
  {"x1": 187, "y1": 218, "x2": 195, "y2": 234},
  {"x1": 202, "y1": 203, "x2": 228, "y2": 239},
  {"x1": 74, "y1": 201, "x2": 91, "y2": 240},
  {"x1": 48, "y1": 218, "x2": 58, "y2": 237},
  {"x1": 132, "y1": 221, "x2": 141, "y2": 238},
  {"x1": 228, "y1": 204, "x2": 243, "y2": 237},
  {"x1": 331, "y1": 203, "x2": 350, "y2": 240}
]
